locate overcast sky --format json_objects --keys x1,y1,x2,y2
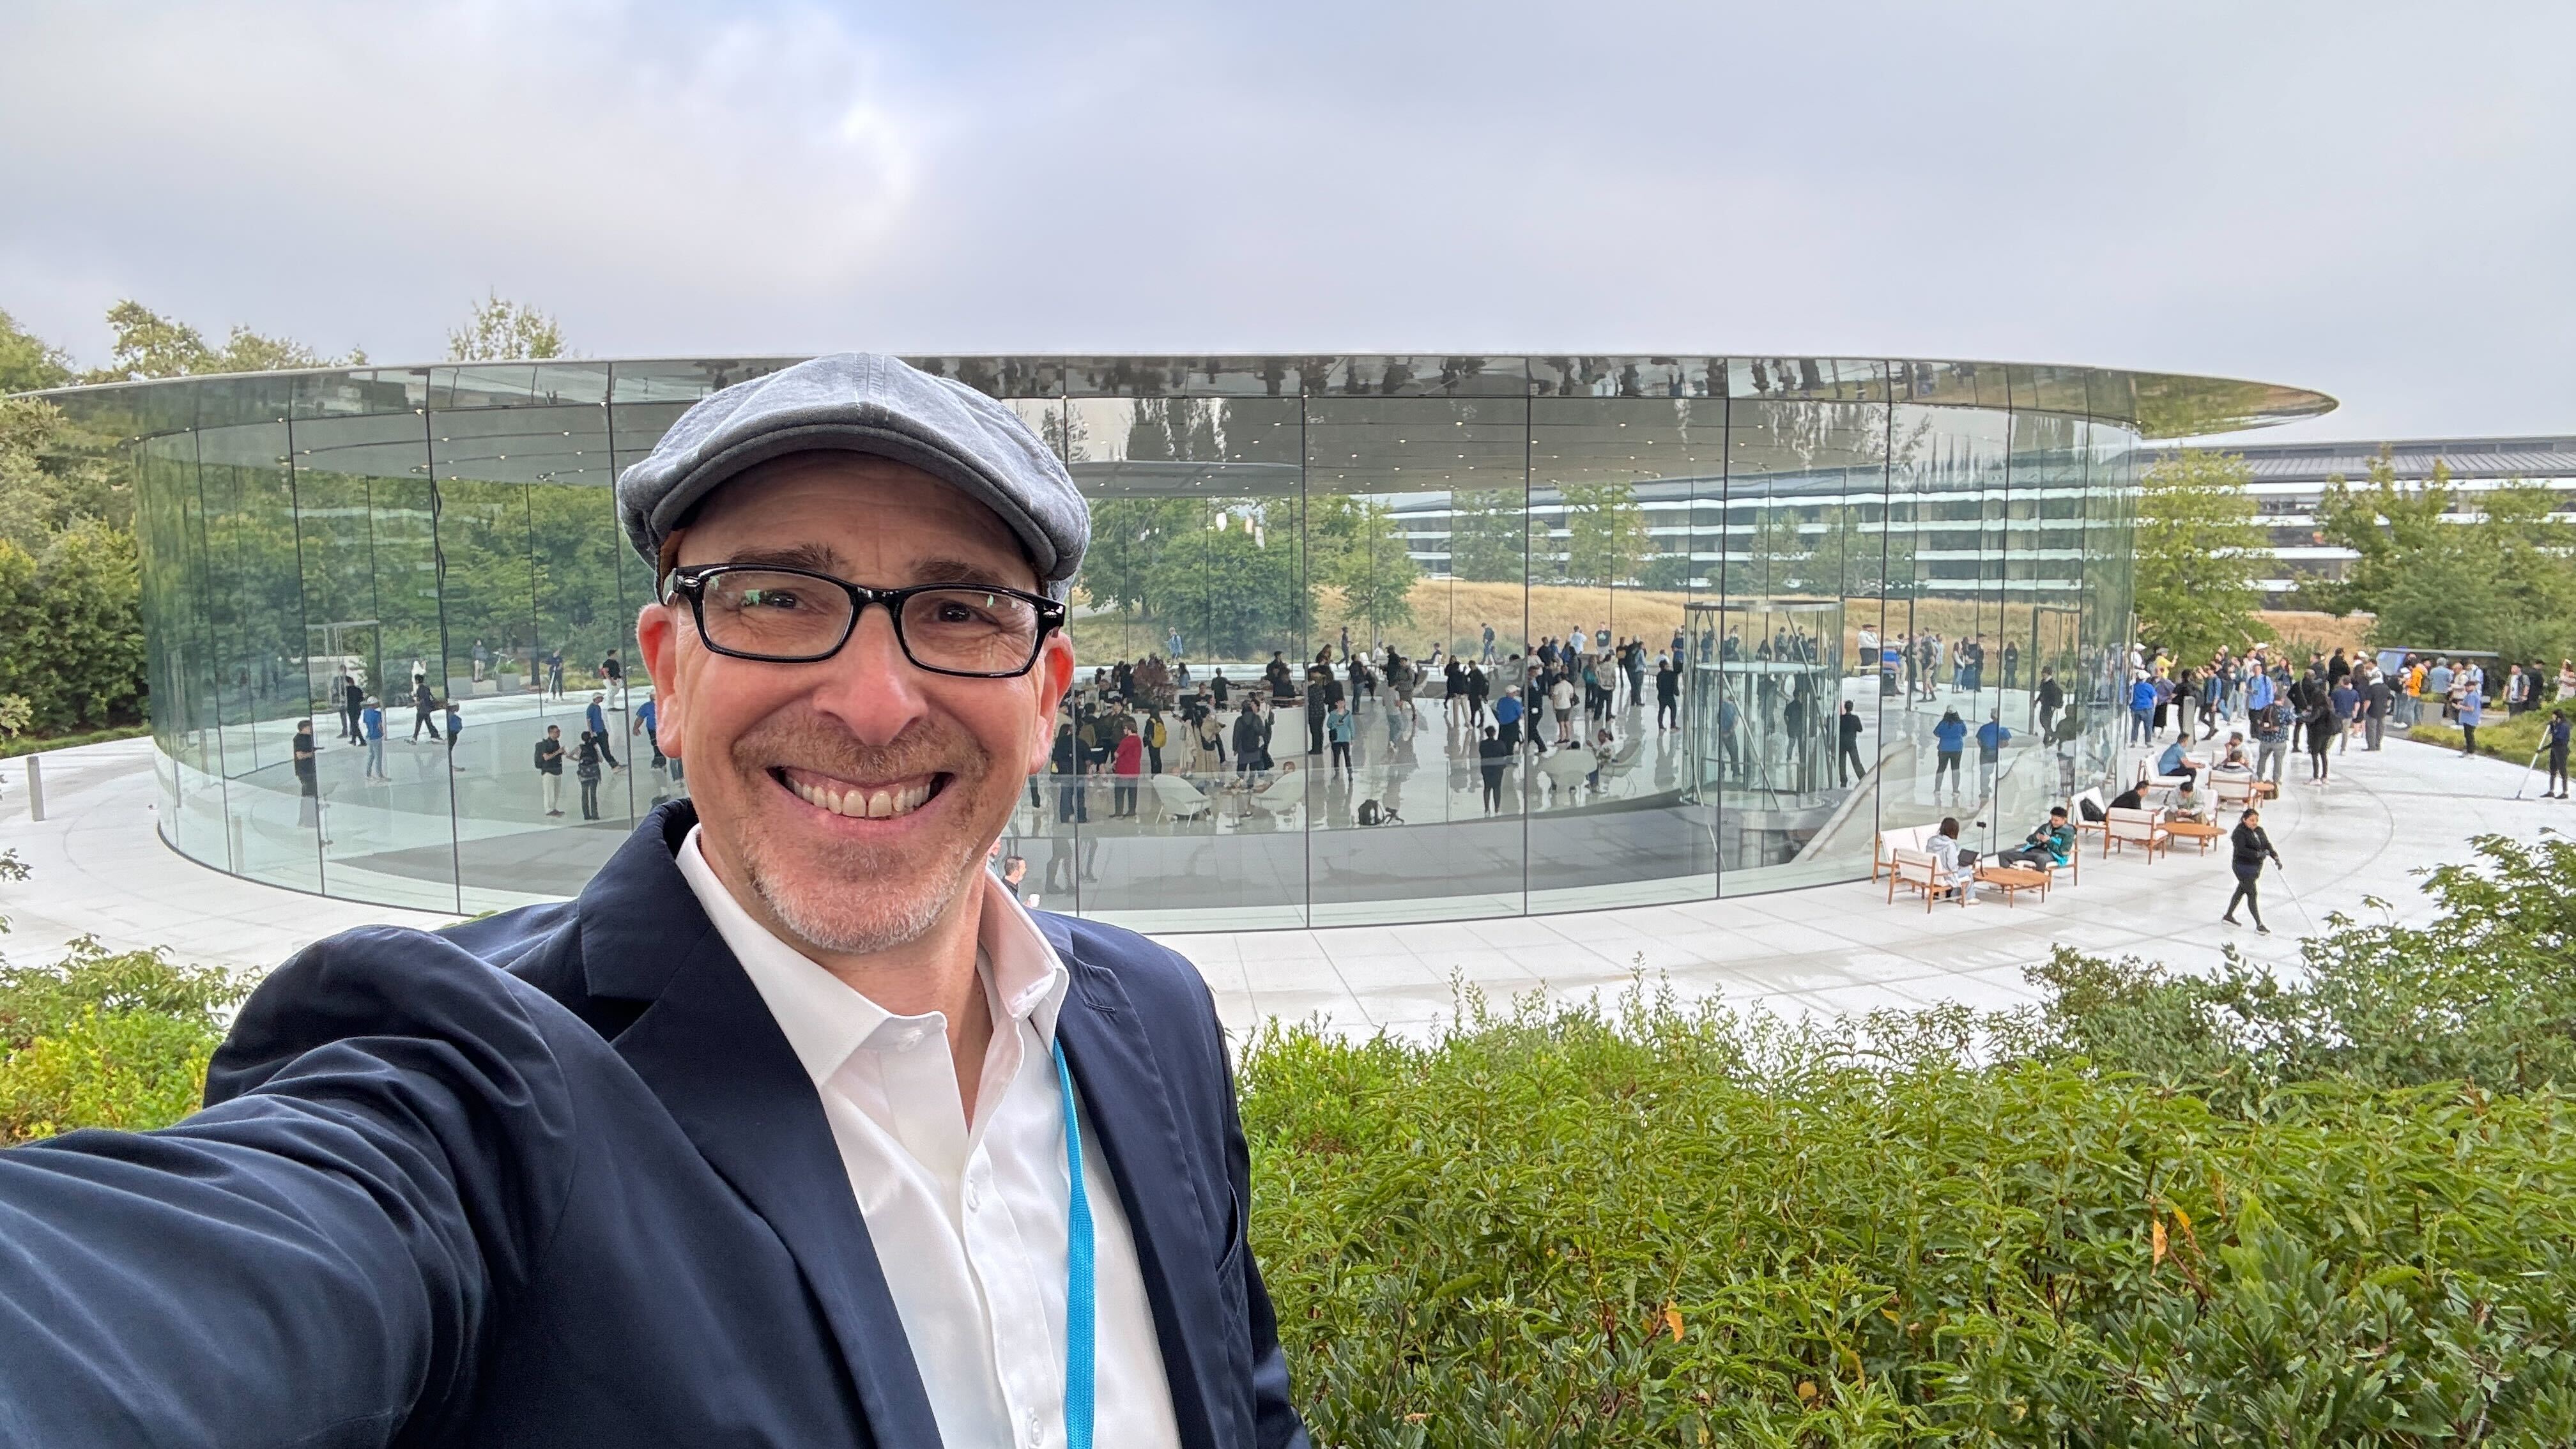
[{"x1": 4, "y1": 1, "x2": 2570, "y2": 443}]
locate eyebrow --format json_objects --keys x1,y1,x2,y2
[{"x1": 708, "y1": 548, "x2": 1030, "y2": 590}]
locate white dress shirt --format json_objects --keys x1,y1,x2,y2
[{"x1": 677, "y1": 828, "x2": 1181, "y2": 1449}]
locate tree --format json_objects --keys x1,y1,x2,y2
[
  {"x1": 2317, "y1": 452, "x2": 2576, "y2": 661},
  {"x1": 81, "y1": 301, "x2": 360, "y2": 383},
  {"x1": 1147, "y1": 513, "x2": 1307, "y2": 658},
  {"x1": 0, "y1": 398, "x2": 126, "y2": 545},
  {"x1": 2131, "y1": 448, "x2": 2273, "y2": 665},
  {"x1": 1445, "y1": 488, "x2": 1524, "y2": 582},
  {"x1": 0, "y1": 521, "x2": 145, "y2": 731},
  {"x1": 0, "y1": 310, "x2": 73, "y2": 394},
  {"x1": 447, "y1": 291, "x2": 569, "y2": 362},
  {"x1": 1561, "y1": 482, "x2": 1650, "y2": 586}
]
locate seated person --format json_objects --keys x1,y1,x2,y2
[
  {"x1": 2211, "y1": 733, "x2": 2252, "y2": 775},
  {"x1": 2170, "y1": 781, "x2": 2211, "y2": 823},
  {"x1": 2154, "y1": 737, "x2": 2206, "y2": 785},
  {"x1": 1924, "y1": 815, "x2": 1981, "y2": 902},
  {"x1": 1994, "y1": 806, "x2": 2074, "y2": 870},
  {"x1": 2109, "y1": 783, "x2": 2148, "y2": 811}
]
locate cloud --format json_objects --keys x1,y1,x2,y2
[{"x1": 4, "y1": 0, "x2": 2573, "y2": 442}]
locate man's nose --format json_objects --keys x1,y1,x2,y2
[{"x1": 810, "y1": 606, "x2": 930, "y2": 746}]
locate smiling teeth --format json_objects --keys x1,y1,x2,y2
[{"x1": 791, "y1": 776, "x2": 933, "y2": 820}]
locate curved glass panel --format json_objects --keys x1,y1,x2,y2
[{"x1": 37, "y1": 354, "x2": 2326, "y2": 926}]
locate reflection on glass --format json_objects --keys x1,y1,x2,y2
[{"x1": 55, "y1": 355, "x2": 2241, "y2": 928}]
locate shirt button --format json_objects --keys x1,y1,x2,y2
[
  {"x1": 965, "y1": 1180, "x2": 983, "y2": 1211},
  {"x1": 1025, "y1": 1408, "x2": 1042, "y2": 1445}
]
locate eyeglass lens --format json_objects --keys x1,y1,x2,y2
[{"x1": 698, "y1": 570, "x2": 1043, "y2": 673}]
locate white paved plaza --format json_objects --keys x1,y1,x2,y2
[{"x1": 0, "y1": 726, "x2": 2550, "y2": 1038}]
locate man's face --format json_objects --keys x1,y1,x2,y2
[{"x1": 638, "y1": 454, "x2": 1071, "y2": 959}]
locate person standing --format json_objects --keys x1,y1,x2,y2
[
  {"x1": 292, "y1": 719, "x2": 324, "y2": 839},
  {"x1": 472, "y1": 640, "x2": 490, "y2": 684},
  {"x1": 2304, "y1": 691, "x2": 2335, "y2": 783},
  {"x1": 534, "y1": 724, "x2": 567, "y2": 816},
  {"x1": 1933, "y1": 707, "x2": 1967, "y2": 804},
  {"x1": 2035, "y1": 668, "x2": 2062, "y2": 737},
  {"x1": 331, "y1": 670, "x2": 356, "y2": 740},
  {"x1": 358, "y1": 696, "x2": 387, "y2": 781},
  {"x1": 632, "y1": 694, "x2": 668, "y2": 801},
  {"x1": 2222, "y1": 806, "x2": 2282, "y2": 933},
  {"x1": 2459, "y1": 686, "x2": 2484, "y2": 756},
  {"x1": 1109, "y1": 726, "x2": 1142, "y2": 818},
  {"x1": 2251, "y1": 702, "x2": 2288, "y2": 788},
  {"x1": 600, "y1": 648, "x2": 626, "y2": 705},
  {"x1": 1142, "y1": 708, "x2": 1167, "y2": 776},
  {"x1": 585, "y1": 693, "x2": 624, "y2": 769},
  {"x1": 1655, "y1": 656, "x2": 1680, "y2": 732},
  {"x1": 1324, "y1": 700, "x2": 1354, "y2": 780},
  {"x1": 1837, "y1": 700, "x2": 1866, "y2": 787},
  {"x1": 1975, "y1": 711, "x2": 2010, "y2": 798},
  {"x1": 2547, "y1": 710, "x2": 2572, "y2": 799},
  {"x1": 573, "y1": 729, "x2": 604, "y2": 820},
  {"x1": 546, "y1": 647, "x2": 565, "y2": 699},
  {"x1": 1476, "y1": 724, "x2": 1510, "y2": 813},
  {"x1": 2363, "y1": 668, "x2": 2392, "y2": 751}
]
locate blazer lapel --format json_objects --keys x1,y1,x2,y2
[
  {"x1": 1043, "y1": 919, "x2": 1226, "y2": 1449},
  {"x1": 579, "y1": 805, "x2": 943, "y2": 1447}
]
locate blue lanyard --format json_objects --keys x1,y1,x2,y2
[{"x1": 1050, "y1": 1036, "x2": 1095, "y2": 1449}]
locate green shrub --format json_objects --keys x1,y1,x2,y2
[
  {"x1": 1245, "y1": 835, "x2": 2576, "y2": 1445},
  {"x1": 0, "y1": 936, "x2": 245, "y2": 1146}
]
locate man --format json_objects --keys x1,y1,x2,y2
[
  {"x1": 331, "y1": 668, "x2": 356, "y2": 739},
  {"x1": 535, "y1": 723, "x2": 567, "y2": 816},
  {"x1": 1994, "y1": 806, "x2": 2073, "y2": 871},
  {"x1": 442, "y1": 699, "x2": 466, "y2": 772},
  {"x1": 1837, "y1": 699, "x2": 1866, "y2": 786},
  {"x1": 291, "y1": 718, "x2": 323, "y2": 835},
  {"x1": 358, "y1": 695, "x2": 387, "y2": 781},
  {"x1": 586, "y1": 691, "x2": 624, "y2": 770},
  {"x1": 634, "y1": 693, "x2": 670, "y2": 801},
  {"x1": 410, "y1": 674, "x2": 441, "y2": 741},
  {"x1": 0, "y1": 353, "x2": 1308, "y2": 1447},
  {"x1": 343, "y1": 669, "x2": 367, "y2": 744}
]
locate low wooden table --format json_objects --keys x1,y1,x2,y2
[
  {"x1": 2165, "y1": 819, "x2": 2228, "y2": 855},
  {"x1": 1975, "y1": 864, "x2": 2051, "y2": 907}
]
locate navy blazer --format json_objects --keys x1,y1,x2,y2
[{"x1": 0, "y1": 803, "x2": 1308, "y2": 1448}]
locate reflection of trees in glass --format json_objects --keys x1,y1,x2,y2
[
  {"x1": 1151, "y1": 514, "x2": 1305, "y2": 659},
  {"x1": 1081, "y1": 497, "x2": 1203, "y2": 618},
  {"x1": 1741, "y1": 508, "x2": 1809, "y2": 598},
  {"x1": 1636, "y1": 550, "x2": 1700, "y2": 592},
  {"x1": 1561, "y1": 482, "x2": 1649, "y2": 586},
  {"x1": 1328, "y1": 499, "x2": 1418, "y2": 639},
  {"x1": 1445, "y1": 488, "x2": 1525, "y2": 582}
]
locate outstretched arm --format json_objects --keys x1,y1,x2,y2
[{"x1": 0, "y1": 929, "x2": 577, "y2": 1447}]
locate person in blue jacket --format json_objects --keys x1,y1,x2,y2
[
  {"x1": 1933, "y1": 707, "x2": 1968, "y2": 802},
  {"x1": 0, "y1": 353, "x2": 1311, "y2": 1449},
  {"x1": 358, "y1": 696, "x2": 386, "y2": 781},
  {"x1": 2128, "y1": 671, "x2": 2158, "y2": 744}
]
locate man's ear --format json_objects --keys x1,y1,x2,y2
[
  {"x1": 1025, "y1": 631, "x2": 1075, "y2": 775},
  {"x1": 638, "y1": 599, "x2": 683, "y2": 757}
]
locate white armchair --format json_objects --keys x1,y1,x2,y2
[{"x1": 1149, "y1": 772, "x2": 1215, "y2": 822}]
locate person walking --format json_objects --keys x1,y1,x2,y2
[
  {"x1": 2547, "y1": 710, "x2": 2572, "y2": 799},
  {"x1": 1975, "y1": 711, "x2": 2010, "y2": 799},
  {"x1": 534, "y1": 724, "x2": 567, "y2": 816},
  {"x1": 585, "y1": 693, "x2": 624, "y2": 769},
  {"x1": 573, "y1": 729, "x2": 604, "y2": 820},
  {"x1": 358, "y1": 696, "x2": 386, "y2": 781},
  {"x1": 443, "y1": 700, "x2": 465, "y2": 773},
  {"x1": 471, "y1": 640, "x2": 490, "y2": 684},
  {"x1": 632, "y1": 695, "x2": 669, "y2": 802},
  {"x1": 2221, "y1": 806, "x2": 2282, "y2": 933},
  {"x1": 331, "y1": 670, "x2": 356, "y2": 740},
  {"x1": 1230, "y1": 699, "x2": 1264, "y2": 783},
  {"x1": 410, "y1": 677, "x2": 441, "y2": 741},
  {"x1": 1837, "y1": 700, "x2": 1866, "y2": 786},
  {"x1": 292, "y1": 719, "x2": 325, "y2": 839}
]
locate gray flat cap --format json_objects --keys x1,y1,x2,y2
[{"x1": 616, "y1": 352, "x2": 1087, "y2": 600}]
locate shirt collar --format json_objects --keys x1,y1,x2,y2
[{"x1": 674, "y1": 825, "x2": 1070, "y2": 1088}]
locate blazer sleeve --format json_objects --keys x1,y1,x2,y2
[{"x1": 0, "y1": 926, "x2": 581, "y2": 1448}]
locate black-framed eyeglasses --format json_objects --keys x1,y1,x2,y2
[{"x1": 665, "y1": 565, "x2": 1066, "y2": 678}]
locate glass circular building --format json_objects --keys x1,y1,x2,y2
[{"x1": 37, "y1": 355, "x2": 2331, "y2": 928}]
